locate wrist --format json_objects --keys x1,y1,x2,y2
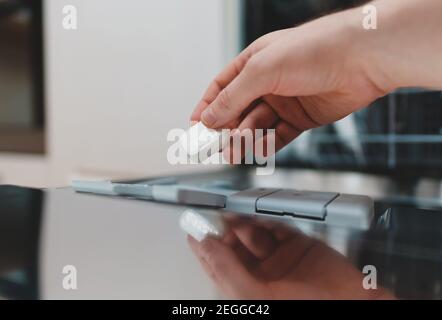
[
  {"x1": 343, "y1": 2, "x2": 399, "y2": 95},
  {"x1": 351, "y1": 0, "x2": 442, "y2": 92}
]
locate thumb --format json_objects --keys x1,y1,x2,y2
[
  {"x1": 188, "y1": 236, "x2": 264, "y2": 299},
  {"x1": 201, "y1": 56, "x2": 272, "y2": 129}
]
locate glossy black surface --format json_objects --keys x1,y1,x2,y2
[
  {"x1": 0, "y1": 185, "x2": 41, "y2": 299},
  {"x1": 1, "y1": 169, "x2": 442, "y2": 299}
]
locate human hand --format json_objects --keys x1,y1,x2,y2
[
  {"x1": 190, "y1": 10, "x2": 387, "y2": 157},
  {"x1": 190, "y1": 0, "x2": 442, "y2": 158},
  {"x1": 188, "y1": 216, "x2": 394, "y2": 300}
]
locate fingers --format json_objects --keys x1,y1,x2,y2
[
  {"x1": 230, "y1": 223, "x2": 277, "y2": 260},
  {"x1": 255, "y1": 234, "x2": 318, "y2": 281},
  {"x1": 221, "y1": 215, "x2": 295, "y2": 262},
  {"x1": 190, "y1": 28, "x2": 291, "y2": 123},
  {"x1": 220, "y1": 98, "x2": 303, "y2": 162},
  {"x1": 200, "y1": 59, "x2": 272, "y2": 128},
  {"x1": 222, "y1": 100, "x2": 279, "y2": 163},
  {"x1": 223, "y1": 215, "x2": 295, "y2": 243},
  {"x1": 237, "y1": 100, "x2": 279, "y2": 131},
  {"x1": 255, "y1": 120, "x2": 302, "y2": 157},
  {"x1": 263, "y1": 95, "x2": 322, "y2": 130},
  {"x1": 220, "y1": 225, "x2": 260, "y2": 268},
  {"x1": 188, "y1": 236, "x2": 264, "y2": 299},
  {"x1": 246, "y1": 217, "x2": 298, "y2": 242},
  {"x1": 190, "y1": 50, "x2": 252, "y2": 122}
]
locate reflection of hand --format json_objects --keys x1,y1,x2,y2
[{"x1": 188, "y1": 217, "x2": 394, "y2": 299}]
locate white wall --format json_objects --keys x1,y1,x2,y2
[{"x1": 0, "y1": 0, "x2": 240, "y2": 187}]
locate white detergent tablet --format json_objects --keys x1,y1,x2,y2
[
  {"x1": 179, "y1": 209, "x2": 225, "y2": 242},
  {"x1": 179, "y1": 122, "x2": 229, "y2": 162}
]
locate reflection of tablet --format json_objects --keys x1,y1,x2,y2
[
  {"x1": 73, "y1": 178, "x2": 374, "y2": 230},
  {"x1": 225, "y1": 188, "x2": 374, "y2": 229}
]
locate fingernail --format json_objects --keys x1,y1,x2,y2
[
  {"x1": 189, "y1": 120, "x2": 198, "y2": 127},
  {"x1": 201, "y1": 108, "x2": 216, "y2": 127}
]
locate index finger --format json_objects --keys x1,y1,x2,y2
[
  {"x1": 190, "y1": 29, "x2": 292, "y2": 122},
  {"x1": 190, "y1": 49, "x2": 251, "y2": 122}
]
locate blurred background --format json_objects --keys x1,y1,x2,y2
[
  {"x1": 0, "y1": 0, "x2": 237, "y2": 187},
  {"x1": 1, "y1": 0, "x2": 442, "y2": 188}
]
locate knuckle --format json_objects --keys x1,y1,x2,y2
[
  {"x1": 248, "y1": 114, "x2": 264, "y2": 129},
  {"x1": 251, "y1": 113, "x2": 269, "y2": 129},
  {"x1": 245, "y1": 55, "x2": 266, "y2": 75},
  {"x1": 216, "y1": 89, "x2": 232, "y2": 113}
]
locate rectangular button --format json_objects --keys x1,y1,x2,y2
[
  {"x1": 225, "y1": 188, "x2": 280, "y2": 214},
  {"x1": 256, "y1": 189, "x2": 339, "y2": 219}
]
